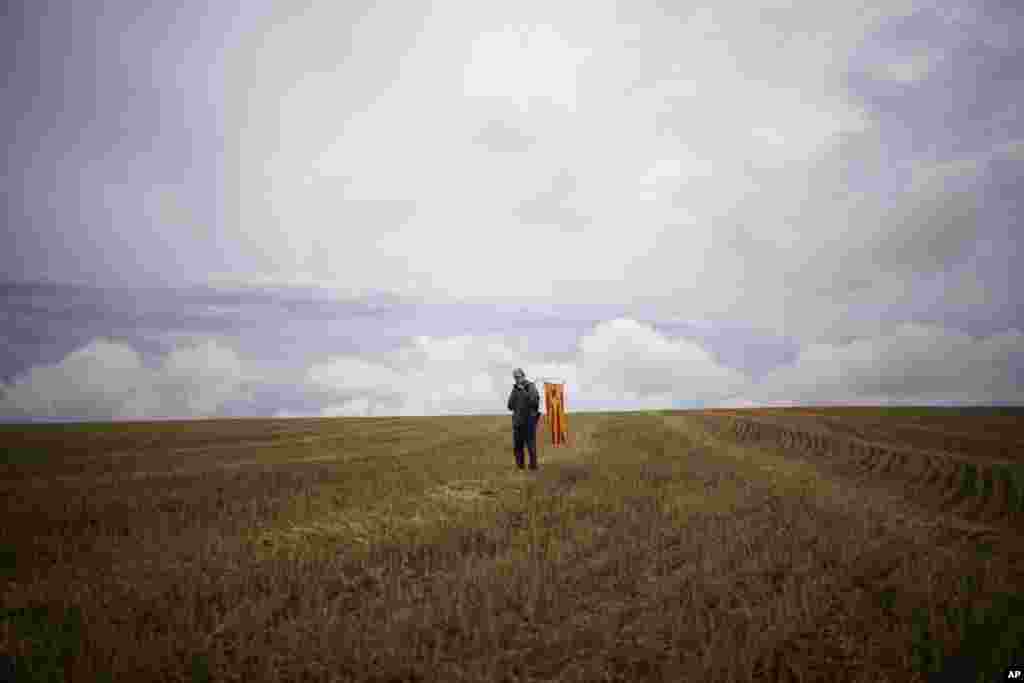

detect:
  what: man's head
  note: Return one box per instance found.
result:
[513,368,526,385]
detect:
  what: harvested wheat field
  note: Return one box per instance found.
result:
[2,408,1022,682]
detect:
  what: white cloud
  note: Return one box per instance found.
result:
[272,409,322,419]
[0,338,255,420]
[301,318,747,416]
[723,324,1024,406]
[307,358,406,399]
[716,397,763,409]
[321,398,374,418]
[0,341,146,420]
[578,319,747,400]
[4,319,1019,421]
[463,23,592,112]
[303,333,533,417]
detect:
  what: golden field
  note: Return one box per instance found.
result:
[2,408,1022,682]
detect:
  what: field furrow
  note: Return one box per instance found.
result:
[701,412,1024,531]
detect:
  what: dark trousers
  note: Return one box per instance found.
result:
[513,415,539,469]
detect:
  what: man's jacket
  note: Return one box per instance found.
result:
[507,380,541,427]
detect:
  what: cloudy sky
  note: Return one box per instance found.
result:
[3,0,1022,421]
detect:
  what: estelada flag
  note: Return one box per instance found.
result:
[544,383,569,446]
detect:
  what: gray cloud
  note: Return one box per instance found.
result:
[8,0,1018,326]
[473,119,537,153]
[723,323,1024,407]
[3,0,1022,416]
[514,169,590,232]
[0,282,416,385]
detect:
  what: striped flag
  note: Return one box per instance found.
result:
[544,382,569,446]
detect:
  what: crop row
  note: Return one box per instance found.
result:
[698,415,1024,526]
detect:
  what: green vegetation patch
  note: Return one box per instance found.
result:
[0,543,18,576]
[957,463,980,501]
[910,589,1024,681]
[0,604,84,683]
[947,462,1024,512]
[994,463,1024,514]
[1,448,52,466]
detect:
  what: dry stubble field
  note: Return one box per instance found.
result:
[2,408,1023,682]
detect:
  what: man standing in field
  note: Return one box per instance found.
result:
[507,368,541,470]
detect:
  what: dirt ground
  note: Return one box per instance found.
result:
[2,408,1022,682]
